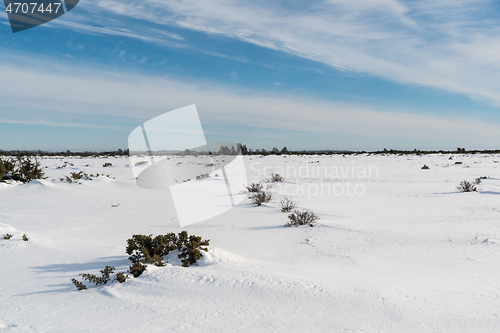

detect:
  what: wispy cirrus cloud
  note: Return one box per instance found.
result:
[1,54,500,148]
[0,118,124,130]
[52,19,187,48]
[54,0,500,106]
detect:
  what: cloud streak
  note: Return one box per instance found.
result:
[1,55,499,148]
[60,0,500,106]
[0,118,124,130]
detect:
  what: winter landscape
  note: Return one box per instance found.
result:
[3,1,500,332]
[1,152,499,332]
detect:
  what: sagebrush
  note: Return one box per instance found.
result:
[196,173,210,180]
[249,192,272,206]
[286,210,320,227]
[457,180,477,192]
[245,182,263,192]
[268,173,285,182]
[475,176,487,184]
[280,197,296,212]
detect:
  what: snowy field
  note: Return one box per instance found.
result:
[1,153,499,332]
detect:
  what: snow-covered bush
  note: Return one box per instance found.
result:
[81,266,115,285]
[115,272,128,283]
[3,234,13,240]
[196,173,210,180]
[0,157,15,182]
[63,171,87,182]
[71,278,87,290]
[286,210,319,227]
[475,176,487,184]
[22,234,28,241]
[62,171,111,183]
[102,162,113,167]
[268,173,285,182]
[129,262,146,278]
[71,232,210,290]
[126,231,210,268]
[245,182,263,192]
[0,160,6,181]
[178,234,210,267]
[280,197,296,212]
[71,266,126,290]
[126,233,178,265]
[0,156,45,183]
[457,180,477,192]
[249,192,272,206]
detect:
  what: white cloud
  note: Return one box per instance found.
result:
[0,118,123,130]
[0,55,499,148]
[59,0,500,106]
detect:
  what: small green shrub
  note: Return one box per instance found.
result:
[3,234,13,240]
[129,262,146,278]
[0,160,6,181]
[65,171,86,182]
[79,266,115,285]
[245,182,263,192]
[71,278,87,290]
[22,234,28,241]
[62,171,111,183]
[286,210,319,227]
[72,266,123,290]
[126,233,177,265]
[0,156,45,183]
[249,192,272,206]
[280,197,296,212]
[126,231,210,268]
[178,233,209,267]
[17,156,45,182]
[115,272,128,283]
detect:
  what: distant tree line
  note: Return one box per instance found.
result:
[1,146,499,157]
[370,147,500,155]
[0,149,130,157]
[228,145,500,156]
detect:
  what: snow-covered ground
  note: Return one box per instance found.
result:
[1,154,499,332]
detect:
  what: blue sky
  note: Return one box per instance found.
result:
[1,0,500,151]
